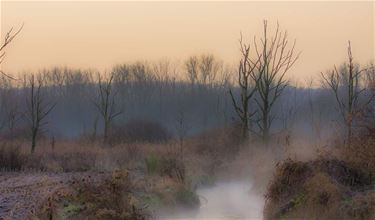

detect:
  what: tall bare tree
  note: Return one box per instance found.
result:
[321,41,374,146]
[93,72,122,143]
[229,34,262,139]
[0,24,23,79]
[25,74,56,153]
[254,21,300,142]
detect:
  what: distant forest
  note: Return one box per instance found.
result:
[0,55,373,144]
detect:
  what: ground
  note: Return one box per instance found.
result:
[0,172,105,220]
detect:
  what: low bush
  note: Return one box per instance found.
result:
[111,119,171,144]
[342,135,375,182]
[264,157,375,220]
[266,159,312,202]
[145,154,163,174]
[0,143,26,171]
[45,169,146,220]
[145,154,185,183]
[191,123,243,160]
[264,125,375,220]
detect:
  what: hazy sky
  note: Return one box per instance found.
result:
[1,1,374,81]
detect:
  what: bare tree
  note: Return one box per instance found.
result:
[152,59,178,118]
[43,67,67,98]
[365,62,375,90]
[152,59,175,80]
[321,41,374,146]
[198,54,222,86]
[185,56,199,88]
[25,74,56,153]
[93,72,122,143]
[254,21,300,142]
[229,34,262,139]
[185,54,223,90]
[0,24,23,79]
[0,76,22,139]
[175,110,191,160]
[0,28,22,138]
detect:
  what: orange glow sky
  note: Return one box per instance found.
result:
[1,1,374,81]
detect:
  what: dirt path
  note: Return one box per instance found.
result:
[0,172,104,220]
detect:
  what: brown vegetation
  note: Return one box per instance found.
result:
[264,130,375,220]
[0,123,243,219]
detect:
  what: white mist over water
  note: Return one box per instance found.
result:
[165,180,264,220]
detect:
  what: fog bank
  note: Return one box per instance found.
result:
[165,180,264,220]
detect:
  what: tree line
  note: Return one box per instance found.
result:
[0,21,374,153]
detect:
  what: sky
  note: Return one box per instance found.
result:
[1,1,374,82]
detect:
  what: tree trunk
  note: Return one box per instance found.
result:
[103,118,110,143]
[262,98,270,143]
[347,120,352,147]
[241,87,249,139]
[31,129,37,153]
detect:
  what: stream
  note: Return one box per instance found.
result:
[165,180,264,220]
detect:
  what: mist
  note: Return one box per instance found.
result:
[164,181,264,219]
[0,1,374,220]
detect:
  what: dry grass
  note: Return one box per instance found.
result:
[342,134,375,181]
[0,124,255,220]
[35,169,146,220]
[264,129,375,220]
[0,123,243,174]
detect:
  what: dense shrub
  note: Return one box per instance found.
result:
[266,159,312,202]
[264,157,375,220]
[343,135,375,182]
[110,119,171,144]
[264,122,375,219]
[0,143,26,171]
